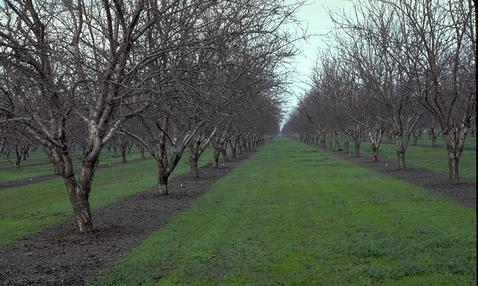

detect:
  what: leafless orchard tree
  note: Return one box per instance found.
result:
[389,0,476,183]
[330,1,424,168]
[0,0,173,232]
[0,0,298,232]
[284,0,475,184]
[120,0,297,194]
[0,122,34,167]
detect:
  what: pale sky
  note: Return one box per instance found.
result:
[281,0,353,126]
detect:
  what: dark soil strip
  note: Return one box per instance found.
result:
[0,154,250,286]
[0,173,59,190]
[333,149,476,208]
[0,161,49,170]
[0,158,145,191]
[0,152,145,170]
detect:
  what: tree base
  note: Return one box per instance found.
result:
[158,184,168,195]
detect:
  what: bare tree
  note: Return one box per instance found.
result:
[0,0,197,232]
[391,0,476,183]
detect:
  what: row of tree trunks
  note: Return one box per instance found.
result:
[301,131,358,154]
[299,120,473,185]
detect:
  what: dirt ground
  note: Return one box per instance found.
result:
[0,154,249,286]
[0,158,145,191]
[335,150,476,208]
[0,174,58,190]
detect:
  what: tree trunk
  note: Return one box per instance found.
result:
[189,143,200,178]
[443,128,466,185]
[230,140,237,159]
[368,128,384,162]
[372,146,379,161]
[62,158,95,233]
[332,132,340,151]
[158,175,168,195]
[22,148,28,161]
[448,152,460,184]
[157,130,170,195]
[67,182,93,233]
[212,147,220,168]
[47,149,62,175]
[430,128,437,146]
[320,137,326,147]
[157,157,169,195]
[412,135,418,146]
[15,146,21,168]
[120,146,126,163]
[221,146,229,161]
[54,164,62,175]
[397,150,406,170]
[139,145,145,159]
[242,139,248,152]
[395,134,407,170]
[353,139,360,157]
[190,158,199,178]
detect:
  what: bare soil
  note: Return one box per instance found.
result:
[0,154,249,286]
[0,158,145,191]
[0,161,50,171]
[336,150,476,208]
[0,174,58,190]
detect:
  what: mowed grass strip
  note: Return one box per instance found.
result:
[0,149,213,247]
[362,142,476,180]
[0,149,146,182]
[89,137,476,286]
[414,136,476,150]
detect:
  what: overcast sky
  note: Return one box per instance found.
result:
[281,0,353,126]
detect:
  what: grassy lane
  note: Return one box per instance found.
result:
[90,137,476,286]
[362,143,476,180]
[413,136,476,149]
[0,150,146,182]
[0,149,212,247]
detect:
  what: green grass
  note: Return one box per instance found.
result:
[411,136,476,149]
[0,149,213,247]
[0,149,146,181]
[89,137,476,286]
[362,143,476,180]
